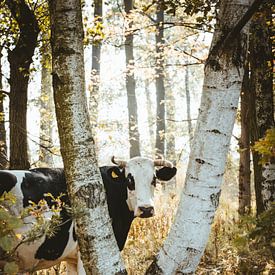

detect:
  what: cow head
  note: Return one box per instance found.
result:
[111,156,177,218]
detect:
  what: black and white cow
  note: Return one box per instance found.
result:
[0,156,177,274]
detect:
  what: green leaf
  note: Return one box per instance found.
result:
[0,235,14,251]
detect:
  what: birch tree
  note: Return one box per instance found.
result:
[146,0,255,273]
[49,0,126,273]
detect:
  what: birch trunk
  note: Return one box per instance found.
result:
[146,0,251,273]
[49,0,126,274]
[124,0,140,158]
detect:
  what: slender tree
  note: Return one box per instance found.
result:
[0,48,8,169]
[185,65,193,148]
[250,5,274,214]
[39,36,54,167]
[49,0,126,273]
[5,0,39,169]
[124,0,140,158]
[238,63,251,215]
[89,0,102,130]
[155,4,165,156]
[166,84,176,161]
[145,79,155,155]
[146,0,253,273]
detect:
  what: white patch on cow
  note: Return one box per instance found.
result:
[124,157,155,217]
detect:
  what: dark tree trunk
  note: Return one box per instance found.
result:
[238,63,251,215]
[155,5,165,156]
[6,0,39,169]
[124,0,140,158]
[89,0,102,131]
[249,6,274,215]
[0,48,8,169]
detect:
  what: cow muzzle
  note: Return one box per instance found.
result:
[137,206,155,218]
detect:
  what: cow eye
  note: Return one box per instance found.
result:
[127,174,135,191]
[151,175,157,187]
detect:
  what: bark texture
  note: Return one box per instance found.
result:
[49,0,126,274]
[89,0,102,130]
[238,64,251,215]
[124,0,140,158]
[6,0,39,169]
[155,5,165,156]
[146,0,252,273]
[249,7,274,214]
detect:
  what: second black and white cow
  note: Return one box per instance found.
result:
[0,156,177,274]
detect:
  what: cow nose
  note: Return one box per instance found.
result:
[138,206,154,218]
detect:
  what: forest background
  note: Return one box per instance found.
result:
[0,0,274,274]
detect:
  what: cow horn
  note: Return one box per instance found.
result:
[154,159,173,168]
[111,156,127,168]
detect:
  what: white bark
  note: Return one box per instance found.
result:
[262,162,275,210]
[146,0,252,274]
[49,0,126,274]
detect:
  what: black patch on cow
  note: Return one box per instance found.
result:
[156,167,177,181]
[100,166,134,250]
[21,168,68,207]
[126,173,135,190]
[0,171,18,196]
[73,226,77,242]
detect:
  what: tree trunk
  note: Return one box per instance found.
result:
[185,65,193,148]
[6,0,39,169]
[166,85,176,161]
[145,80,155,155]
[39,39,54,167]
[0,48,8,169]
[146,0,251,273]
[238,63,251,215]
[89,0,102,131]
[155,5,165,156]
[249,6,274,214]
[49,0,126,274]
[124,0,140,158]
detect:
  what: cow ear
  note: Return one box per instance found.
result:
[107,167,125,182]
[156,167,177,181]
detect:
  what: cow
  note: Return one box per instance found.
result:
[0,156,177,274]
